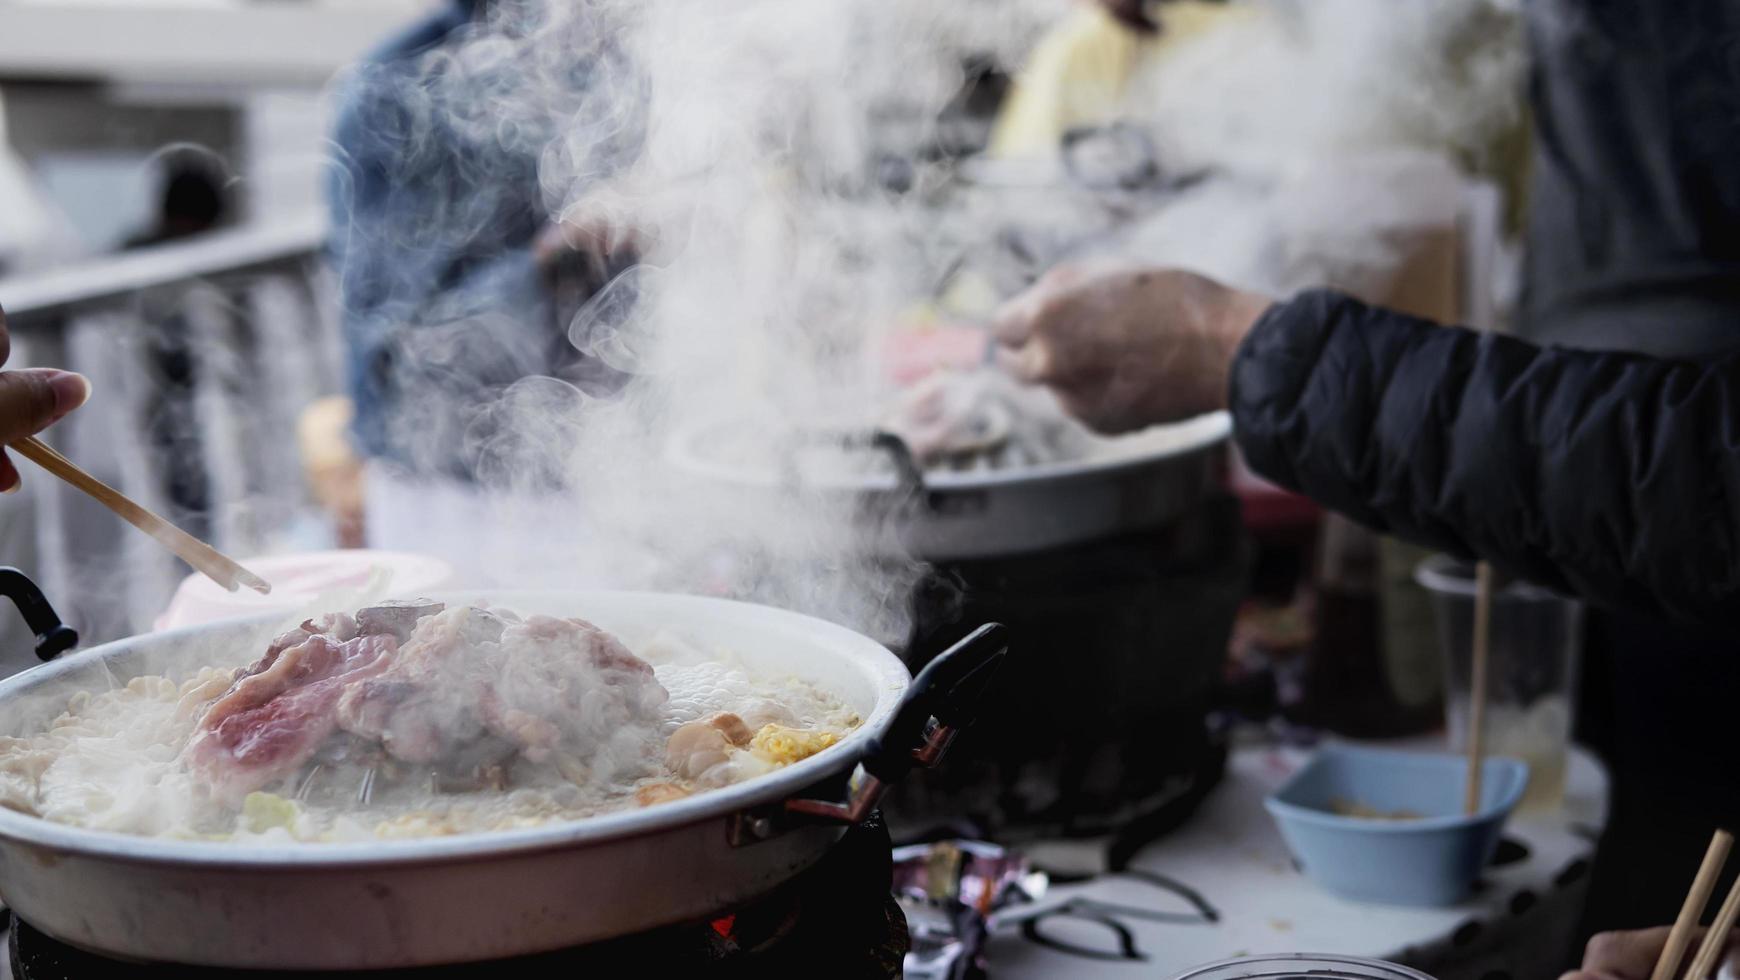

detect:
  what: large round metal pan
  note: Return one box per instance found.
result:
[0,590,969,969]
[667,412,1232,560]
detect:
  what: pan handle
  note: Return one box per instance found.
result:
[0,568,77,661]
[732,624,1009,845]
[861,622,1008,784]
[772,429,929,496]
[866,430,928,496]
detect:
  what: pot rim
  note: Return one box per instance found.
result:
[664,410,1231,494]
[0,589,909,869]
[1172,953,1438,980]
[1412,554,1575,604]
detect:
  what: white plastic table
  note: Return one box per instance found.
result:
[988,741,1609,980]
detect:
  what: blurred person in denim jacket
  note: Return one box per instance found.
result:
[325,0,640,559]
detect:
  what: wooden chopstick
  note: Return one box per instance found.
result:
[11,436,270,595]
[1686,870,1740,980]
[1464,561,1495,816]
[1653,830,1736,980]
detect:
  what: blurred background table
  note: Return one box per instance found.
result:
[987,741,1607,980]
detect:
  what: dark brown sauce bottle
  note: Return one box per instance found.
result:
[1288,517,1443,738]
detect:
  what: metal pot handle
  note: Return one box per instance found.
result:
[0,568,77,661]
[773,429,929,496]
[867,430,928,496]
[733,623,1009,844]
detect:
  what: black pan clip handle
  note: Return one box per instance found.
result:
[861,622,1008,784]
[0,568,77,661]
[732,624,1009,845]
[867,430,928,497]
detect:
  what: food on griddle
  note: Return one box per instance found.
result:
[186,604,668,806]
[633,781,691,807]
[183,622,400,802]
[664,712,842,785]
[0,602,858,843]
[877,366,1088,470]
[665,711,754,783]
[750,724,840,766]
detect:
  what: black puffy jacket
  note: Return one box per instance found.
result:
[1229,0,1740,941]
[1231,289,1740,626]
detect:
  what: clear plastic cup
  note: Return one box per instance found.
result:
[1172,954,1436,980]
[1415,555,1582,812]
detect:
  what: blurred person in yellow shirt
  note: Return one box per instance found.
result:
[989,0,1250,159]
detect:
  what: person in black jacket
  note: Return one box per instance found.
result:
[993,258,1740,972]
[995,266,1740,624]
[998,1,1740,962]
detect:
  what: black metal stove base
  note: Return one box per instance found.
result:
[8,817,906,980]
[891,495,1247,845]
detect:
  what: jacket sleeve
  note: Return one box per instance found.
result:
[1229,289,1740,624]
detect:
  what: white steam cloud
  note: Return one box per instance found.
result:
[328,0,1070,646]
[316,0,1522,646]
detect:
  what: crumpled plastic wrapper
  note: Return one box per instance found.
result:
[892,839,1047,980]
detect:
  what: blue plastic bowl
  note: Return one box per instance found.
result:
[1264,745,1529,907]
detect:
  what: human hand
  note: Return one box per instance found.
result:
[535,209,647,343]
[1561,926,1740,980]
[0,303,90,494]
[533,210,646,281]
[990,264,1271,434]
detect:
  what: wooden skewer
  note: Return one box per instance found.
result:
[1653,830,1736,980]
[1686,868,1740,980]
[11,436,270,595]
[1463,561,1494,816]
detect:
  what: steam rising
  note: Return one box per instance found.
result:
[1130,0,1523,180]
[313,0,1524,647]
[327,0,1068,645]
[0,0,1535,838]
[313,0,1526,647]
[1100,0,1524,300]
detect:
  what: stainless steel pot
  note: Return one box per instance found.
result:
[667,412,1232,560]
[0,582,1007,968]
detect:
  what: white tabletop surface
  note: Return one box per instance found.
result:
[983,740,1609,979]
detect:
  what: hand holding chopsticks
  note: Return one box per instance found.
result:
[1649,829,1740,980]
[0,299,269,594]
[0,371,94,495]
[1567,837,1740,980]
[1687,863,1740,980]
[0,305,265,594]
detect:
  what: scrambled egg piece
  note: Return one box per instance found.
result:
[749,725,839,766]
